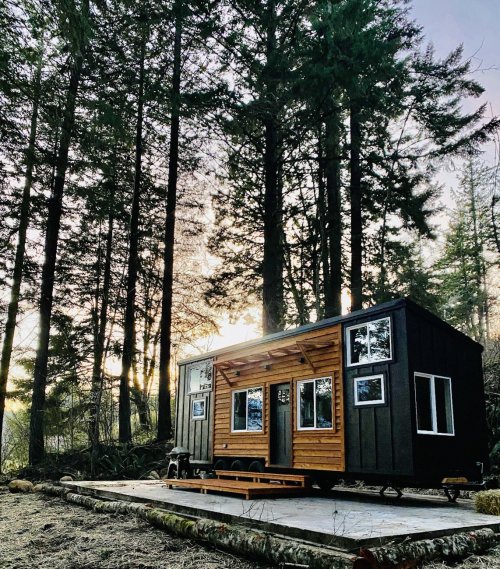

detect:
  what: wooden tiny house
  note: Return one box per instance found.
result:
[174,298,489,488]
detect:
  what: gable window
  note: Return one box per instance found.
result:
[414,373,454,436]
[232,387,263,432]
[297,377,333,430]
[188,359,212,393]
[346,317,392,366]
[354,374,385,406]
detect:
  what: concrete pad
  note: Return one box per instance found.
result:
[61,480,499,550]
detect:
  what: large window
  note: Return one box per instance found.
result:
[297,377,333,430]
[354,374,385,406]
[414,373,454,436]
[232,387,263,432]
[187,359,212,393]
[346,317,392,366]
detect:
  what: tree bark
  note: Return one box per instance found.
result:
[262,0,284,334]
[349,104,363,312]
[88,176,115,456]
[118,28,147,444]
[0,48,42,470]
[324,108,342,317]
[157,4,182,442]
[29,8,88,465]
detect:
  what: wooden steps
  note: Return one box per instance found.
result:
[165,471,311,500]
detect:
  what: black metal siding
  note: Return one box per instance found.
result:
[406,307,488,481]
[174,360,214,464]
[344,307,414,477]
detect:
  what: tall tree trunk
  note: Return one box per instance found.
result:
[317,130,329,321]
[324,107,342,317]
[0,48,42,470]
[29,7,88,465]
[349,104,363,312]
[118,29,146,444]
[157,5,182,442]
[262,0,284,334]
[88,177,115,458]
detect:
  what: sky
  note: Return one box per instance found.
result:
[411,0,500,158]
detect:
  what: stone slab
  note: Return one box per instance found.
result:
[61,480,499,550]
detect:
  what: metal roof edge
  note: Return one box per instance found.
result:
[178,297,407,365]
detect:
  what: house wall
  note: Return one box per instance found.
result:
[406,305,489,482]
[212,324,345,471]
[344,306,414,478]
[175,359,214,464]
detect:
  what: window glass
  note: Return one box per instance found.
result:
[355,376,384,404]
[299,381,315,428]
[188,360,212,392]
[349,326,369,364]
[247,388,263,431]
[415,374,454,435]
[233,391,247,431]
[192,399,205,420]
[347,318,391,366]
[316,377,333,428]
[298,377,333,429]
[435,376,453,434]
[415,375,433,432]
[369,319,391,361]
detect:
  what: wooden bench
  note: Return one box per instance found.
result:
[214,470,311,488]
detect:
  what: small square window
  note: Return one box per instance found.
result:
[192,399,206,420]
[354,375,385,406]
[414,373,454,436]
[346,317,392,367]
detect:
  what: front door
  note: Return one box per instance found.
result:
[270,382,292,466]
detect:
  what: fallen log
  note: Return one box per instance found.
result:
[35,483,354,569]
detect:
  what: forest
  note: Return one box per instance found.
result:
[0,0,499,477]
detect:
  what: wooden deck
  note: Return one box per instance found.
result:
[165,471,311,500]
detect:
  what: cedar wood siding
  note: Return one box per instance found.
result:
[406,303,489,482]
[212,324,345,471]
[344,306,414,478]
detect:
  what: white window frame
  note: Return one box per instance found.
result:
[296,376,333,431]
[414,372,455,437]
[187,360,213,395]
[354,374,385,406]
[346,317,392,367]
[191,398,206,421]
[231,387,264,433]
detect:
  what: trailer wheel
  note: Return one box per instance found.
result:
[213,459,228,472]
[248,460,265,473]
[316,475,336,491]
[230,459,246,471]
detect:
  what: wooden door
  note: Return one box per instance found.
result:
[270,382,292,466]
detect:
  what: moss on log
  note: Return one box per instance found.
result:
[36,484,354,569]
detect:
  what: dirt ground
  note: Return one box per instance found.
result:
[0,492,498,569]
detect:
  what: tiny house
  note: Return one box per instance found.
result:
[174,298,489,489]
